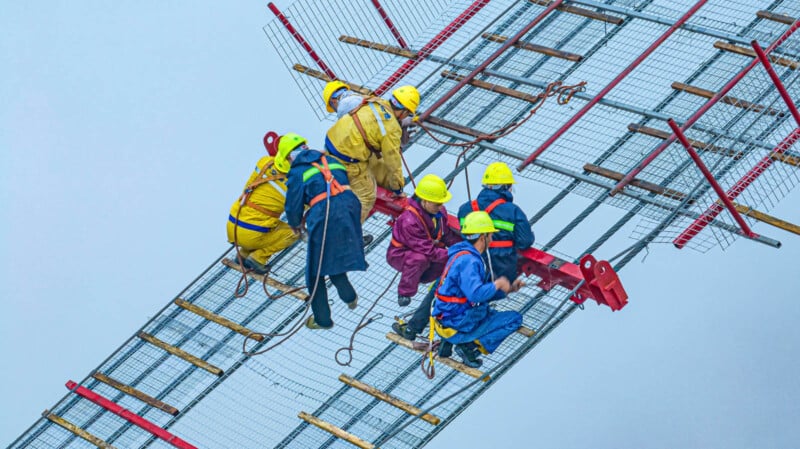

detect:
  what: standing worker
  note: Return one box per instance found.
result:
[324,85,420,226]
[227,133,301,274]
[284,134,367,330]
[457,162,534,282]
[432,211,523,368]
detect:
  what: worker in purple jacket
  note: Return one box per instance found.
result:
[386,174,462,308]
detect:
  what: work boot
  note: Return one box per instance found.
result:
[391,322,417,341]
[437,340,453,358]
[241,256,270,276]
[397,294,412,307]
[305,316,333,330]
[362,234,374,246]
[454,343,482,368]
[347,297,358,310]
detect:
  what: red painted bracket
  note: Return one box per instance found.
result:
[65,380,198,449]
[374,187,628,310]
[263,131,279,156]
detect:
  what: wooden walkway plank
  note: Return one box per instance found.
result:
[386,333,488,380]
[671,82,783,116]
[440,70,544,104]
[714,41,800,70]
[584,163,689,201]
[338,374,441,425]
[338,35,416,58]
[481,33,582,61]
[92,373,180,416]
[756,10,796,25]
[221,258,308,301]
[529,0,624,24]
[174,298,263,342]
[290,63,374,96]
[44,412,118,449]
[138,332,223,376]
[298,412,375,449]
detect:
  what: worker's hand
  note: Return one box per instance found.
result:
[390,191,407,199]
[291,227,303,237]
[494,276,511,293]
[510,279,525,293]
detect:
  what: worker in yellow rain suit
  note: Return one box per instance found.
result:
[226,133,307,274]
[324,85,420,227]
[322,80,364,118]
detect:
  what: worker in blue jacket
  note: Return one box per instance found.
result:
[284,134,367,329]
[457,162,534,281]
[432,211,523,368]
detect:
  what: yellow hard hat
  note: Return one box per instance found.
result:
[460,211,498,235]
[274,133,307,173]
[323,80,350,113]
[392,85,420,114]
[482,162,516,185]
[414,174,452,203]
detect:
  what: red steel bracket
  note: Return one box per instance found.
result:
[374,187,628,310]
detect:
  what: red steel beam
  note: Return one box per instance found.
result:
[666,118,758,247]
[65,380,198,449]
[267,2,336,80]
[374,0,490,95]
[417,0,564,122]
[518,0,709,171]
[611,18,800,196]
[673,127,800,248]
[751,40,800,127]
[371,0,409,49]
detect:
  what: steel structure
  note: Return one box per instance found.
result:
[8,1,800,448]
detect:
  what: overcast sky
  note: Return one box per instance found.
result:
[3,2,800,449]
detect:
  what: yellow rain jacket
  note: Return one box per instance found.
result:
[325,97,404,222]
[226,156,297,264]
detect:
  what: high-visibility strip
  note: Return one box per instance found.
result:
[368,102,387,136]
[65,380,198,449]
[228,215,271,233]
[302,163,347,182]
[489,240,514,248]
[138,332,223,376]
[92,373,179,416]
[44,412,117,449]
[492,219,515,231]
[338,374,441,425]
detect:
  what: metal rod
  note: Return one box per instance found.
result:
[417,0,564,122]
[612,18,800,195]
[518,0,709,171]
[374,0,490,95]
[674,127,800,248]
[267,2,336,79]
[667,118,757,243]
[370,0,408,49]
[752,39,800,127]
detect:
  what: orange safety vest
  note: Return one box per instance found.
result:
[433,250,473,304]
[470,198,514,248]
[307,155,351,208]
[390,206,445,249]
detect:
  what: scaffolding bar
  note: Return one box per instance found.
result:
[732,204,800,236]
[174,298,264,342]
[527,0,623,24]
[138,332,224,376]
[751,40,800,128]
[291,64,374,96]
[671,81,783,116]
[518,0,709,170]
[757,10,796,25]
[221,258,309,301]
[674,127,800,248]
[667,119,757,245]
[611,19,800,195]
[339,35,416,58]
[418,0,564,121]
[92,373,180,416]
[714,41,800,70]
[375,0,490,95]
[298,412,375,449]
[441,70,546,103]
[65,381,198,449]
[481,33,583,61]
[267,2,336,79]
[44,412,117,449]
[338,374,441,425]
[370,0,408,49]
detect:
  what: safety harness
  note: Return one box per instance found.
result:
[348,97,394,160]
[468,198,515,248]
[390,206,445,249]
[303,155,351,208]
[429,250,475,339]
[233,160,286,226]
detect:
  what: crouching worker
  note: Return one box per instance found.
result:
[284,135,367,330]
[227,133,301,274]
[387,174,462,308]
[432,211,523,368]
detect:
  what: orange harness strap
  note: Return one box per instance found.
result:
[239,160,286,219]
[308,156,351,208]
[391,205,445,249]
[470,198,506,214]
[433,250,472,304]
[349,99,383,159]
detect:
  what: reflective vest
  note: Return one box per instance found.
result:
[390,206,445,249]
[467,198,514,248]
[302,155,351,208]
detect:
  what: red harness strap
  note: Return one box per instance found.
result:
[308,156,351,207]
[390,205,445,249]
[433,250,472,304]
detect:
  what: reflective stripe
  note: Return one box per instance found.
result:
[228,215,271,233]
[324,136,361,163]
[369,103,387,136]
[303,163,347,182]
[492,219,515,232]
[268,180,287,198]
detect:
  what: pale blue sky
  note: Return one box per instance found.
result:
[3,2,800,448]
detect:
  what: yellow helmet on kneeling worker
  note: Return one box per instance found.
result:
[274,133,308,173]
[461,211,498,235]
[414,174,452,203]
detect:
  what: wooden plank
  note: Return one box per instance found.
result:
[770,152,800,167]
[757,10,796,25]
[516,326,536,338]
[92,373,180,416]
[481,33,582,61]
[339,374,441,425]
[424,116,488,139]
[290,63,374,96]
[221,258,308,301]
[714,41,800,70]
[45,412,118,449]
[583,163,690,202]
[138,332,223,376]
[441,70,544,104]
[298,412,375,449]
[529,0,624,24]
[386,332,488,380]
[174,298,263,342]
[671,82,783,116]
[628,123,744,159]
[339,35,417,58]
[732,203,800,236]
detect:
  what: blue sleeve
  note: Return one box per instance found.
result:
[513,205,534,250]
[285,168,304,228]
[457,257,500,304]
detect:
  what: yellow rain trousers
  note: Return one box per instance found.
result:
[226,156,297,264]
[325,97,404,222]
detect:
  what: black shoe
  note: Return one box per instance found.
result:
[241,257,270,275]
[454,343,482,368]
[391,322,417,341]
[438,341,453,358]
[362,234,374,246]
[397,294,412,307]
